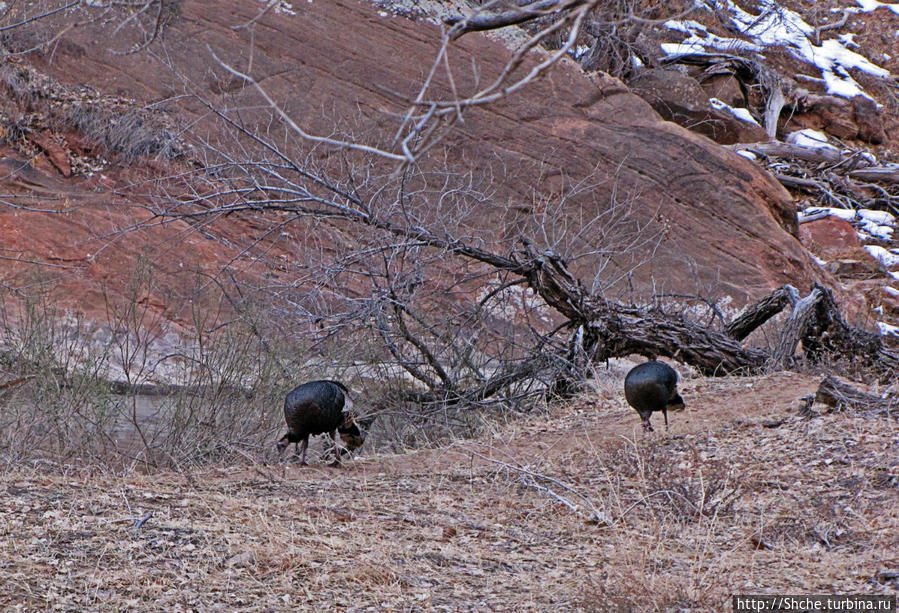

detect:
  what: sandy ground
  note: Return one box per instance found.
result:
[1,369,897,611]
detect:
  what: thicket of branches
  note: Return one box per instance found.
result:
[1,0,896,464]
[128,0,896,427]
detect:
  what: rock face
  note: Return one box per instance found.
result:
[791,95,887,144]
[0,0,836,334]
[627,68,769,145]
[799,217,865,258]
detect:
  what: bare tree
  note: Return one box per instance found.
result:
[119,0,895,429]
[0,1,178,58]
[6,0,894,451]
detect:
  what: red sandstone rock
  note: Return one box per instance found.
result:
[1,0,836,333]
[627,68,769,145]
[799,216,863,257]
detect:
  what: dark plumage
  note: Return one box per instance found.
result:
[624,360,685,433]
[276,380,367,466]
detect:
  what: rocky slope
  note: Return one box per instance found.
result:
[0,0,841,343]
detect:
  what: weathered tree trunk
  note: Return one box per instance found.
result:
[518,244,769,377]
[802,283,899,377]
[771,286,823,368]
[725,284,797,341]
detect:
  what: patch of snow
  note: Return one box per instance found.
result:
[800,206,896,241]
[876,321,899,337]
[259,0,297,15]
[800,207,848,222]
[866,245,899,268]
[710,98,760,125]
[853,0,899,15]
[736,149,758,161]
[632,56,644,69]
[884,286,899,297]
[859,209,896,240]
[572,44,590,60]
[860,152,878,165]
[666,2,891,99]
[838,33,859,49]
[786,129,839,151]
[665,19,710,35]
[661,24,760,57]
[860,209,896,227]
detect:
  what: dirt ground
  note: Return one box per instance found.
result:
[1,369,897,612]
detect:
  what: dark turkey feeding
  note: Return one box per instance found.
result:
[624,360,685,433]
[276,380,367,466]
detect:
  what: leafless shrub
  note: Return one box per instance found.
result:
[64,104,187,161]
[0,292,119,465]
[0,262,290,469]
[0,61,187,162]
[605,439,741,522]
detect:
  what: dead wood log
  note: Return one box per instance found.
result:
[516,243,769,376]
[773,173,828,193]
[444,0,589,35]
[732,141,845,164]
[725,284,798,341]
[801,283,898,377]
[515,245,899,380]
[847,167,899,184]
[763,84,785,139]
[590,311,769,375]
[772,286,823,368]
[815,375,897,417]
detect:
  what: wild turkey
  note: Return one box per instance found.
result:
[624,360,685,432]
[276,380,367,466]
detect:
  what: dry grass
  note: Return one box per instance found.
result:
[1,373,897,611]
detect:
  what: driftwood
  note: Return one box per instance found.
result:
[732,141,845,164]
[848,167,899,184]
[816,375,897,417]
[444,0,588,35]
[725,285,798,341]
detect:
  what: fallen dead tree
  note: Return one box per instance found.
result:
[511,247,897,386]
[171,0,898,412]
[729,139,899,217]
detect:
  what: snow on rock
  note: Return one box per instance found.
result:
[710,98,760,125]
[665,1,891,99]
[258,0,297,16]
[800,207,896,241]
[858,210,896,240]
[786,129,840,151]
[876,321,899,336]
[865,245,899,268]
[853,0,899,15]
